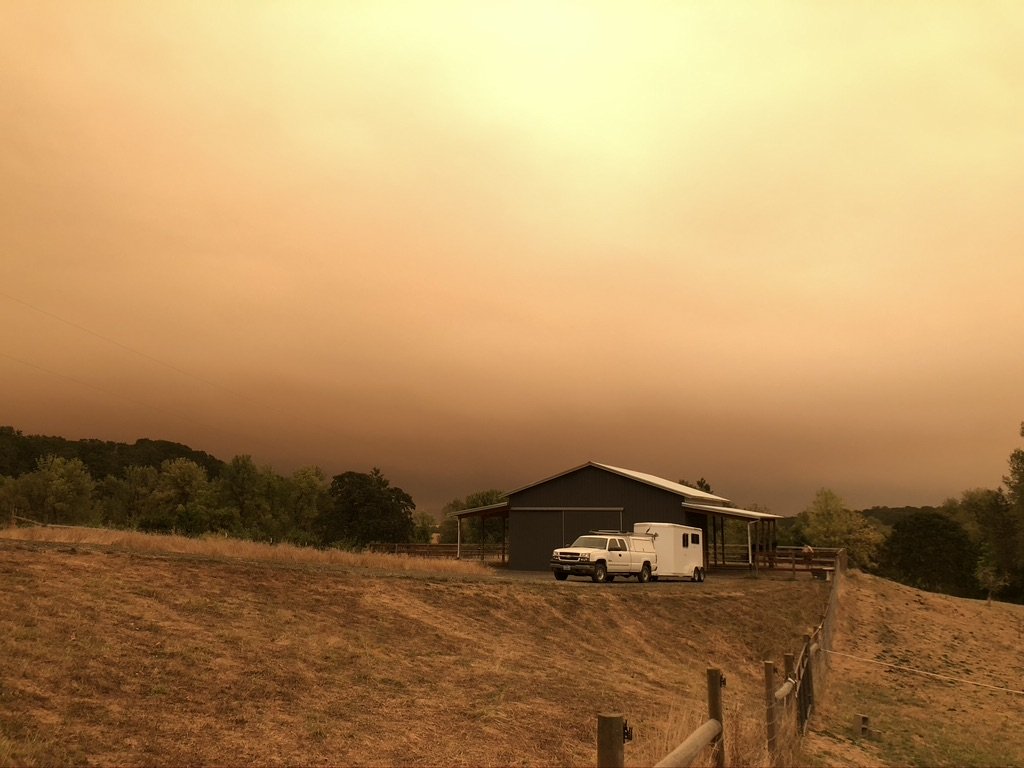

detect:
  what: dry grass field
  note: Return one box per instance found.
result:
[0,527,829,767]
[802,571,1024,767]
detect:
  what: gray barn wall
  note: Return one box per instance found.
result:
[506,465,710,570]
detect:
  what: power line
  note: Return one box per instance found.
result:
[0,290,250,401]
[824,649,1024,695]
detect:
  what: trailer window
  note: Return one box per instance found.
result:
[692,533,700,545]
[682,534,689,548]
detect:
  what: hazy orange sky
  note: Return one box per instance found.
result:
[2,2,1022,516]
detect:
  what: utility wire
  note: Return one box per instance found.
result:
[0,290,249,401]
[824,649,1024,695]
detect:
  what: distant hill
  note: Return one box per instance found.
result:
[0,425,225,479]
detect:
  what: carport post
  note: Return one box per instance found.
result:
[456,517,461,559]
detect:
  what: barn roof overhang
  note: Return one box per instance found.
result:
[681,502,781,521]
[448,501,510,520]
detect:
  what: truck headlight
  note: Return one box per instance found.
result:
[578,553,590,562]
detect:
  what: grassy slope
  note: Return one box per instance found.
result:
[0,529,829,767]
[804,570,1024,767]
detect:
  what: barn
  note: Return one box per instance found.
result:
[450,461,780,571]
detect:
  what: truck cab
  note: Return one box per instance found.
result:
[550,532,658,583]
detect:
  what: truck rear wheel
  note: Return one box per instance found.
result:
[592,562,608,583]
[637,563,652,583]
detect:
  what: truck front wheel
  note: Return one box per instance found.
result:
[592,562,608,583]
[638,563,652,583]
[553,571,568,581]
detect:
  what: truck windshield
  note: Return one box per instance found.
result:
[570,536,608,549]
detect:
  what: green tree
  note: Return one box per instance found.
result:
[439,489,505,544]
[143,458,214,535]
[217,455,273,538]
[319,468,415,547]
[16,455,97,525]
[280,466,328,545]
[797,488,883,568]
[98,465,160,528]
[877,510,980,597]
[411,510,437,544]
[959,487,1020,601]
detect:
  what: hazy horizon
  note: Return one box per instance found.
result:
[3,2,1022,516]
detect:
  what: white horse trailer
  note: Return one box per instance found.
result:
[633,522,706,581]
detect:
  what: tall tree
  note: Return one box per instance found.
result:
[320,468,415,547]
[877,510,980,597]
[440,489,505,544]
[798,488,884,568]
[959,487,1019,600]
[15,456,97,525]
[98,465,159,528]
[217,455,273,537]
[143,458,214,534]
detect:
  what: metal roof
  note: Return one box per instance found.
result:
[448,501,509,519]
[507,461,731,504]
[681,501,781,521]
[593,463,731,504]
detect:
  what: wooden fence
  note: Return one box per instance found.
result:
[364,542,507,562]
[599,548,847,767]
[766,547,846,763]
[597,669,725,768]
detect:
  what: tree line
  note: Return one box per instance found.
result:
[0,426,425,548]
[778,422,1024,603]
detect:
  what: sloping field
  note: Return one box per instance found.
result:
[0,530,829,767]
[804,571,1024,767]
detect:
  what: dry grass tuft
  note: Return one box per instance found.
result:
[0,525,494,577]
[0,535,829,767]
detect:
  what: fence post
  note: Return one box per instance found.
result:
[764,661,778,761]
[707,667,725,768]
[597,713,624,768]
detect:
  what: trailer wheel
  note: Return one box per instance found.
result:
[638,563,652,583]
[592,562,608,583]
[693,567,701,582]
[699,568,706,583]
[554,571,568,581]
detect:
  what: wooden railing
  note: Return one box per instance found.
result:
[597,669,725,768]
[766,548,847,763]
[601,548,847,767]
[364,542,507,561]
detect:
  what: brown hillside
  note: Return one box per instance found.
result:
[0,530,829,767]
[804,570,1024,767]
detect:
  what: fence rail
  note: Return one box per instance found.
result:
[597,668,724,768]
[363,542,506,561]
[766,548,846,763]
[611,548,847,768]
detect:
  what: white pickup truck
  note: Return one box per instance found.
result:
[550,531,658,583]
